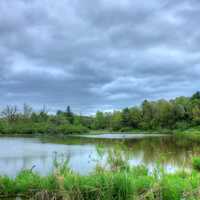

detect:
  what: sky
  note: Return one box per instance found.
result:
[0,0,200,114]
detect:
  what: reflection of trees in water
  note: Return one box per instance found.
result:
[36,135,200,171]
[119,137,200,169]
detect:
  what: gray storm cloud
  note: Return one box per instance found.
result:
[0,0,200,114]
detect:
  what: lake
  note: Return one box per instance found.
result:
[0,134,199,177]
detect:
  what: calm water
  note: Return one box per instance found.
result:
[0,134,199,177]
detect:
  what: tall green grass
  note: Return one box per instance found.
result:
[1,152,200,199]
[1,167,200,200]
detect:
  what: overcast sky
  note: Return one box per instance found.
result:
[0,0,200,114]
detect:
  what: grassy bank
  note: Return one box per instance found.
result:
[1,165,200,200]
[174,126,200,142]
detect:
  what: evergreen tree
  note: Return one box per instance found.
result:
[66,106,74,124]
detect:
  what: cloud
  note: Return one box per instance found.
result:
[0,0,200,114]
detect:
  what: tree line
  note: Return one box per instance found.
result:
[0,92,200,134]
[92,91,200,131]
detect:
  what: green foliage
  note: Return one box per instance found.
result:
[0,91,200,135]
[161,173,200,200]
[0,176,16,195]
[88,91,200,132]
[57,124,89,134]
[192,157,200,171]
[93,111,107,130]
[110,111,123,131]
[121,108,131,127]
[65,105,74,124]
[120,127,133,132]
[1,162,200,200]
[0,121,89,135]
[174,121,190,130]
[175,127,200,142]
[191,91,200,101]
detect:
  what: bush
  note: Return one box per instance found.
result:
[57,124,89,134]
[175,121,190,130]
[0,121,89,135]
[120,127,133,132]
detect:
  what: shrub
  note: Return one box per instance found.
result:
[57,124,89,135]
[0,121,89,135]
[175,121,190,130]
[120,127,133,132]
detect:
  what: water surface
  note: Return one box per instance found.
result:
[0,134,199,177]
[73,133,167,139]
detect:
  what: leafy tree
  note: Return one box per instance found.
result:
[129,107,142,128]
[121,108,131,128]
[141,100,156,129]
[93,111,107,129]
[191,91,200,100]
[192,106,200,125]
[110,111,123,131]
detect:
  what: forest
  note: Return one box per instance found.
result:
[0,91,199,135]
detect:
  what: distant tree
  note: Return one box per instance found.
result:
[31,112,39,122]
[191,91,200,100]
[154,100,173,128]
[79,116,94,129]
[65,106,74,124]
[129,107,142,128]
[191,92,200,112]
[192,106,200,125]
[104,112,112,129]
[56,110,63,116]
[110,111,123,131]
[173,97,191,121]
[141,100,156,129]
[1,91,200,135]
[23,104,33,119]
[1,105,18,122]
[121,108,130,127]
[73,114,82,125]
[49,114,69,126]
[66,106,71,115]
[93,111,106,129]
[38,105,49,122]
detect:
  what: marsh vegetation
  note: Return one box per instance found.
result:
[1,146,200,200]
